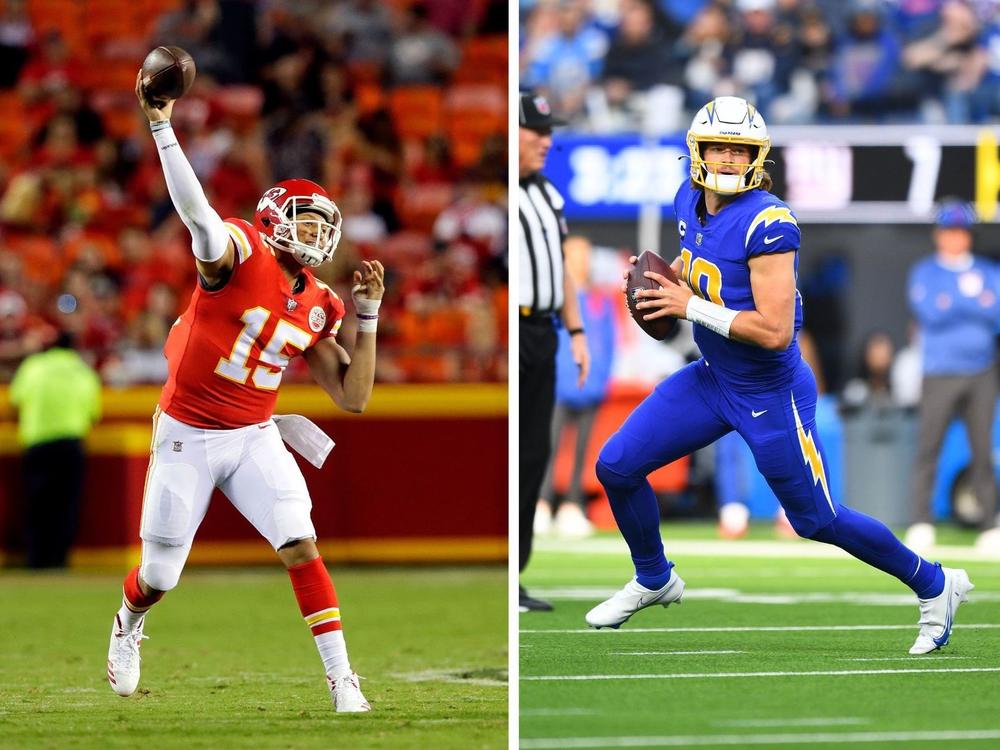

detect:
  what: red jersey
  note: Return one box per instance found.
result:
[159,218,346,429]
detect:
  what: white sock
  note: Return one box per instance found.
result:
[316,630,351,678]
[116,603,145,632]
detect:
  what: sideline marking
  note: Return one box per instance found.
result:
[522,666,1000,681]
[608,651,745,656]
[519,729,1000,748]
[521,623,1000,635]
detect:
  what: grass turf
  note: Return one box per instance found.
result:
[520,523,1000,750]
[0,566,507,749]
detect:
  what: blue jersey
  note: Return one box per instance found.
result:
[672,181,803,391]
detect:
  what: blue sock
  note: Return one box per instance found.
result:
[807,504,945,598]
[596,458,673,590]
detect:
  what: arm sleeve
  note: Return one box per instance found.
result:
[151,123,230,263]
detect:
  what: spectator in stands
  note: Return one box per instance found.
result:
[601,0,684,107]
[526,0,609,122]
[728,0,800,117]
[0,0,34,89]
[905,200,1000,553]
[0,0,506,388]
[536,236,615,539]
[154,0,255,85]
[841,331,897,411]
[322,0,394,70]
[822,0,909,119]
[970,14,1000,121]
[11,330,101,568]
[902,0,983,122]
[678,2,732,111]
[387,3,459,87]
[0,288,50,381]
[17,30,78,108]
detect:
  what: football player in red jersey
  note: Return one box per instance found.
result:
[107,74,380,712]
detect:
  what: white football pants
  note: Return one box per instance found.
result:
[138,409,315,591]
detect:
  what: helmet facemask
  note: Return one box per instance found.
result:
[687,133,770,195]
[264,194,343,267]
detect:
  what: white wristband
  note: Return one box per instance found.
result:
[352,285,380,332]
[686,296,739,338]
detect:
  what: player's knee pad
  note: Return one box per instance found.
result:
[595,454,642,492]
[140,462,200,546]
[139,542,189,592]
[801,503,848,543]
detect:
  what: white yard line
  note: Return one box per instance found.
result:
[535,537,1000,563]
[840,656,971,661]
[519,729,1000,748]
[520,623,1000,635]
[522,709,599,717]
[522,666,1000,681]
[715,718,869,728]
[608,651,746,656]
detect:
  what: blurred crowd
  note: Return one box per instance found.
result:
[520,0,1000,130]
[0,0,508,385]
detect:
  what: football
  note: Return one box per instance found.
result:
[140,46,196,106]
[625,250,680,340]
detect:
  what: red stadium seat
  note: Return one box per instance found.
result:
[396,181,454,233]
[388,86,444,140]
[454,35,507,85]
[5,234,62,285]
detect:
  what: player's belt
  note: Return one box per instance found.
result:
[520,307,557,324]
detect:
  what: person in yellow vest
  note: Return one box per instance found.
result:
[10,331,101,568]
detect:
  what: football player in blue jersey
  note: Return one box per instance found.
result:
[586,96,973,654]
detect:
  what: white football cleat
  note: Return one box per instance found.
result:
[328,672,371,712]
[585,571,685,629]
[107,614,148,696]
[909,566,974,655]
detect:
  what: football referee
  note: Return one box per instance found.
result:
[519,92,590,612]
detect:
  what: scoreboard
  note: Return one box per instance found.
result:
[544,125,1000,224]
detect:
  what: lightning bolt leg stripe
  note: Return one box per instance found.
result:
[790,392,836,515]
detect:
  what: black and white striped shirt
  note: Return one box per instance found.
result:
[518,173,567,314]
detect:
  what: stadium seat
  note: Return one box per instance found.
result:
[396,181,454,233]
[444,83,506,167]
[354,83,385,117]
[454,35,507,85]
[388,86,444,141]
[5,235,62,285]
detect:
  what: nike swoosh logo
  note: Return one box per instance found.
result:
[751,409,768,418]
[763,235,782,245]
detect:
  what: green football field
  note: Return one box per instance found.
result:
[0,565,507,749]
[520,524,1000,750]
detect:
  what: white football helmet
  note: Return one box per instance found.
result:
[686,96,770,195]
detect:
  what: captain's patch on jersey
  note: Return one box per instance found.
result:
[309,306,326,332]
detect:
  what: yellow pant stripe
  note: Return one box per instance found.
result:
[305,608,341,626]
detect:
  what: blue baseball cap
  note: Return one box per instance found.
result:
[936,201,976,229]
